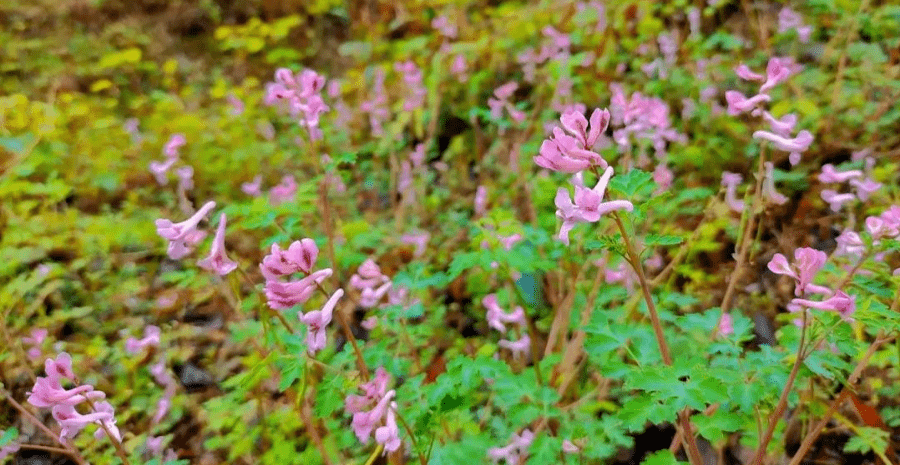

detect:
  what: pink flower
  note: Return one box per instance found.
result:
[400,232,429,257]
[488,430,534,464]
[261,239,319,279]
[197,214,238,276]
[762,162,788,205]
[717,312,734,337]
[488,82,525,122]
[269,175,297,205]
[850,178,881,201]
[555,166,634,245]
[300,288,343,354]
[125,325,161,354]
[431,15,458,38]
[752,130,813,153]
[865,216,899,241]
[821,189,856,212]
[653,163,673,193]
[349,259,388,290]
[791,290,856,322]
[0,442,19,461]
[241,175,263,196]
[166,228,206,260]
[498,233,523,251]
[351,389,395,444]
[725,91,770,116]
[394,61,426,112]
[562,439,580,454]
[264,269,332,310]
[451,54,468,80]
[45,352,76,381]
[762,112,798,137]
[474,185,488,216]
[560,108,610,149]
[778,8,812,43]
[156,201,216,242]
[176,166,194,191]
[149,157,177,185]
[499,333,531,358]
[819,164,863,183]
[23,328,48,360]
[27,377,102,408]
[721,172,745,212]
[359,282,392,309]
[163,134,186,158]
[484,294,526,332]
[374,403,402,453]
[346,367,391,415]
[226,94,245,116]
[735,63,764,81]
[835,230,865,258]
[767,247,827,296]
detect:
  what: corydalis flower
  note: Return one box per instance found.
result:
[791,290,856,322]
[535,108,610,173]
[767,247,827,296]
[265,68,329,132]
[156,201,216,242]
[483,294,526,333]
[821,189,856,212]
[125,325,161,354]
[725,91,770,116]
[299,288,343,355]
[721,172,745,212]
[488,82,525,123]
[163,134,186,158]
[762,162,788,205]
[264,269,332,310]
[269,175,297,205]
[261,239,319,279]
[488,430,534,464]
[197,214,237,275]
[555,166,634,245]
[349,259,389,290]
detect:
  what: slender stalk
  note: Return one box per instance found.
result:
[393,407,427,465]
[18,444,74,454]
[721,147,766,314]
[750,311,808,465]
[0,389,89,465]
[787,332,892,465]
[612,213,704,465]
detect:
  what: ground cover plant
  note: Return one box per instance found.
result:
[1,0,900,464]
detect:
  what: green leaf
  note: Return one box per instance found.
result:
[843,427,889,454]
[0,427,18,447]
[644,234,683,247]
[643,449,687,465]
[608,169,654,198]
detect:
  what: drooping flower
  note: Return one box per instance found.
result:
[725,91,770,116]
[821,189,856,212]
[762,162,788,205]
[197,214,238,275]
[752,130,813,153]
[299,288,343,354]
[762,112,798,137]
[535,108,610,173]
[818,164,863,183]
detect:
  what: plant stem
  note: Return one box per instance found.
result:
[393,407,427,465]
[612,213,704,465]
[750,310,808,465]
[1,390,89,465]
[786,332,892,465]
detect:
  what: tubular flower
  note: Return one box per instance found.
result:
[299,288,343,355]
[791,290,856,322]
[762,162,788,205]
[535,108,610,173]
[260,239,319,279]
[725,91,770,116]
[197,213,238,276]
[721,172,745,212]
[483,294,526,333]
[555,166,634,245]
[820,189,856,212]
[264,269,333,310]
[155,201,216,242]
[818,164,863,183]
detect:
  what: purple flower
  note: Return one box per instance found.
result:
[762,112,798,137]
[349,259,388,290]
[27,377,103,408]
[834,230,865,258]
[560,108,610,150]
[23,329,48,360]
[166,228,206,260]
[762,162,788,205]
[149,157,177,185]
[197,214,238,276]
[374,403,401,453]
[163,134,186,158]
[850,177,882,201]
[359,282,392,309]
[299,288,343,355]
[499,333,531,359]
[269,175,297,205]
[752,130,813,153]
[241,175,263,196]
[735,63,764,81]
[176,166,194,191]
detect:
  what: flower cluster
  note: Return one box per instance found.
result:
[345,367,401,454]
[767,247,856,322]
[149,134,193,186]
[264,68,329,140]
[27,353,121,443]
[350,259,392,309]
[488,82,525,123]
[818,156,881,212]
[155,201,237,275]
[394,61,427,112]
[261,238,343,354]
[728,57,811,166]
